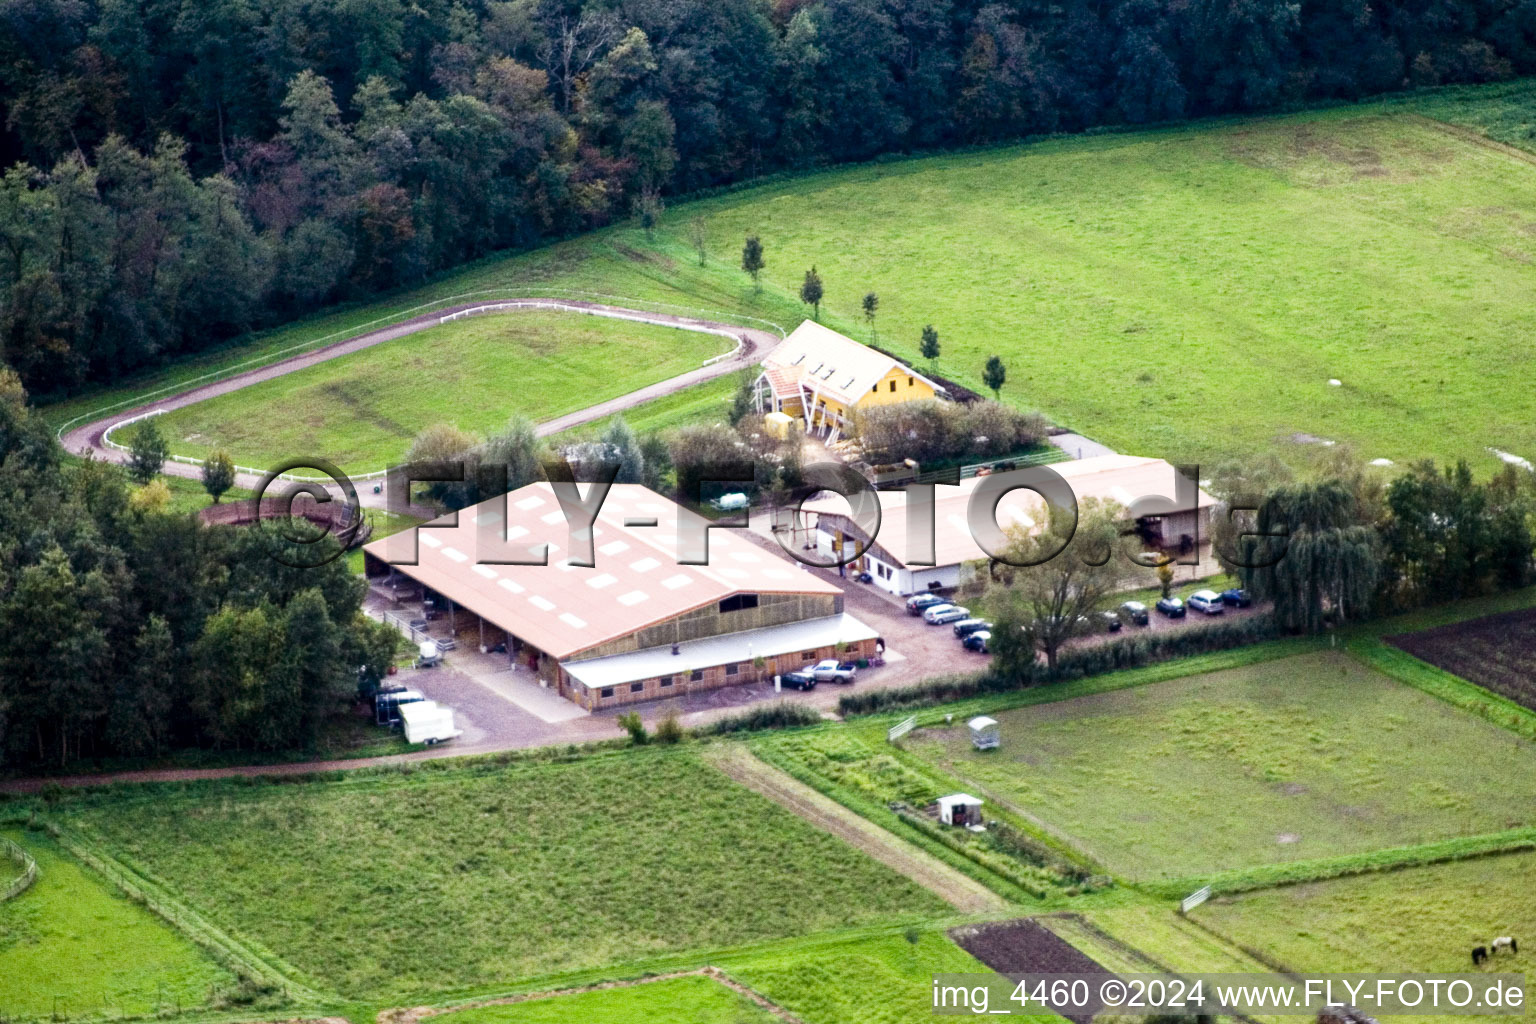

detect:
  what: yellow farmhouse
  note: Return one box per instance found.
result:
[755,320,945,440]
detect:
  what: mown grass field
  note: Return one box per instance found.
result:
[149,311,732,473]
[427,974,779,1024]
[42,81,1536,471]
[902,651,1536,880]
[59,750,944,1000]
[1193,850,1536,1015]
[0,829,233,1020]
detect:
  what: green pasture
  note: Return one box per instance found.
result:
[43,81,1536,471]
[901,651,1536,880]
[1192,851,1536,1020]
[148,311,733,473]
[58,750,943,1001]
[0,829,233,1020]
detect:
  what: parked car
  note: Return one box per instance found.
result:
[1221,588,1252,607]
[1098,610,1123,632]
[962,630,992,653]
[906,592,947,615]
[1120,600,1150,626]
[780,670,817,690]
[952,618,992,638]
[808,659,857,684]
[1155,596,1186,618]
[1188,589,1225,615]
[854,571,874,584]
[923,604,971,625]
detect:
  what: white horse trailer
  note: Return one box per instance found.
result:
[398,700,462,745]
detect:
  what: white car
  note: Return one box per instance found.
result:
[1187,589,1226,615]
[923,604,971,625]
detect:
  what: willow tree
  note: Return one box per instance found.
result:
[987,498,1125,676]
[1247,481,1381,633]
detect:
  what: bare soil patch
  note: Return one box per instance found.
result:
[949,919,1109,1024]
[1387,606,1536,711]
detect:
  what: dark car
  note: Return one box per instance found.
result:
[780,670,817,691]
[1155,596,1186,618]
[1221,588,1252,607]
[1119,600,1150,626]
[1098,610,1123,632]
[952,618,992,638]
[854,571,874,584]
[962,630,991,653]
[906,592,947,615]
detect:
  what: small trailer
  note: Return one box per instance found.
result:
[416,640,442,668]
[967,715,1000,751]
[398,700,462,745]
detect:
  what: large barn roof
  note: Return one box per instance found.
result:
[364,483,840,660]
[803,454,1217,569]
[762,320,943,407]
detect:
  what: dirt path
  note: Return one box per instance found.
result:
[702,743,1008,914]
[58,299,775,510]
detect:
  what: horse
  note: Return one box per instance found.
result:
[1472,946,1488,966]
[1492,936,1517,955]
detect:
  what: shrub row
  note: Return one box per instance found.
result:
[891,806,1065,899]
[839,615,1279,716]
[694,701,824,736]
[853,400,1049,466]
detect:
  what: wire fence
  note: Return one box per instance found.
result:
[40,824,319,1006]
[0,836,37,902]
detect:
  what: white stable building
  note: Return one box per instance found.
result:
[801,454,1217,597]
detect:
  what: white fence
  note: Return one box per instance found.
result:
[1179,885,1212,914]
[888,716,917,743]
[1,837,37,903]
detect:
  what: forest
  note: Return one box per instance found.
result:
[0,371,399,768]
[3,0,1536,394]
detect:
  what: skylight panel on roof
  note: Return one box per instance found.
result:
[515,496,545,510]
[586,573,617,589]
[498,578,525,594]
[821,366,835,379]
[599,540,630,556]
[473,565,499,579]
[790,353,806,365]
[630,557,660,573]
[474,512,501,525]
[442,547,469,563]
[617,590,648,606]
[762,568,792,580]
[720,568,748,579]
[505,525,529,541]
[730,551,761,562]
[560,612,588,629]
[420,533,443,548]
[529,595,555,611]
[660,573,692,590]
[541,510,565,525]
